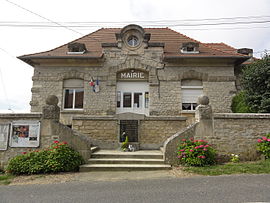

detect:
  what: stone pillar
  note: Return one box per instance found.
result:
[40,95,60,146]
[194,95,214,139]
[42,95,60,121]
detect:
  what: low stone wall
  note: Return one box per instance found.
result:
[140,117,187,149]
[72,116,119,149]
[164,122,197,165]
[210,113,270,160]
[0,113,43,169]
[72,115,187,149]
[0,95,92,169]
[164,96,270,165]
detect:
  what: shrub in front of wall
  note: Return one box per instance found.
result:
[6,141,84,175]
[257,133,270,159]
[177,138,216,166]
[231,91,252,113]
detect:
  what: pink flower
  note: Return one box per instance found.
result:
[201,156,206,159]
[195,146,199,149]
[205,145,209,148]
[267,139,270,142]
[257,139,262,143]
[179,149,185,152]
[199,145,204,148]
[190,149,194,152]
[262,137,268,141]
[203,148,208,151]
[182,139,186,142]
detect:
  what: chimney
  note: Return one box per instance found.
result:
[237,48,253,57]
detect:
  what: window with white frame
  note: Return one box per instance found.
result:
[181,79,203,111]
[63,79,84,109]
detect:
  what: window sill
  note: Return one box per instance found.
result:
[182,110,195,114]
[61,109,84,114]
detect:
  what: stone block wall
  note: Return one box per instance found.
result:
[72,115,187,149]
[72,116,119,149]
[0,113,44,169]
[139,118,187,149]
[210,114,270,160]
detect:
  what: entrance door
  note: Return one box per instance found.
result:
[116,82,149,115]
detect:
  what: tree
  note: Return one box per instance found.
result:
[241,55,270,113]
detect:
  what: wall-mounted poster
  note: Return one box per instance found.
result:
[9,121,40,148]
[0,124,9,150]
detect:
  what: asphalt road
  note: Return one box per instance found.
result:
[1,174,270,203]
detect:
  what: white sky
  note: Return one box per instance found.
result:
[0,0,270,113]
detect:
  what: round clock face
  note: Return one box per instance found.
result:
[127,35,139,47]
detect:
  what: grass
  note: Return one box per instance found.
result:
[183,159,270,176]
[0,173,14,185]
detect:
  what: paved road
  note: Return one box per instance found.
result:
[1,174,270,203]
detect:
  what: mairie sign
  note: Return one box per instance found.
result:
[117,69,148,81]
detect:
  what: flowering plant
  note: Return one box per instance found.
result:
[6,141,84,175]
[230,154,240,163]
[257,133,270,159]
[177,138,216,166]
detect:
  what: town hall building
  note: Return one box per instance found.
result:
[18,24,251,150]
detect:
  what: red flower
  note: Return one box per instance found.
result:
[189,149,194,152]
[54,146,58,149]
[53,140,59,144]
[262,137,267,141]
[63,141,68,145]
[21,152,27,154]
[257,139,262,143]
[203,148,208,151]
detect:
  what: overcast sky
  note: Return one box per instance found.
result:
[0,0,270,113]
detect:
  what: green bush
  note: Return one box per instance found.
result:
[257,133,270,159]
[6,141,84,175]
[177,138,216,166]
[231,91,252,113]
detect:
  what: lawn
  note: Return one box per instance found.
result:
[0,173,14,185]
[183,159,270,176]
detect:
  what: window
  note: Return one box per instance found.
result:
[67,43,86,54]
[63,79,84,109]
[181,80,203,112]
[123,92,132,108]
[127,35,139,47]
[181,42,199,54]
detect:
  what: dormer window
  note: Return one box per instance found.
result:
[67,43,87,54]
[181,42,199,54]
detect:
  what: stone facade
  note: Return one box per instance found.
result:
[19,24,250,149]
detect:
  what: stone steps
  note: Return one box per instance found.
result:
[88,158,165,164]
[80,149,172,172]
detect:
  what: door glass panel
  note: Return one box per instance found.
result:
[117,91,121,108]
[123,93,132,108]
[145,92,149,108]
[134,93,142,108]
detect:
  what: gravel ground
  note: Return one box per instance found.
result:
[7,167,197,185]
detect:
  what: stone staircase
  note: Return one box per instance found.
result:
[79,149,171,171]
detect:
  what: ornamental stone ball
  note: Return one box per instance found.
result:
[45,95,59,106]
[197,95,209,105]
